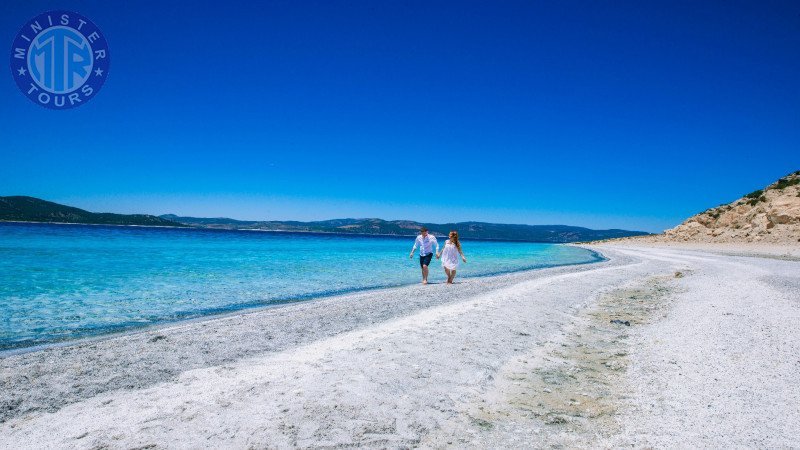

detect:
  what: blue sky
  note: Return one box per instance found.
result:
[2,0,798,232]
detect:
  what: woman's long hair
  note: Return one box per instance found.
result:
[449,231,462,252]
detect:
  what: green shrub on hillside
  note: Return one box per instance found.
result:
[747,195,766,206]
[774,176,800,190]
[744,190,763,199]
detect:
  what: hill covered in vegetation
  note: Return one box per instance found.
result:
[0,196,185,227]
[161,215,649,242]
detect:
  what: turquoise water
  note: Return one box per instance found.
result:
[0,222,602,351]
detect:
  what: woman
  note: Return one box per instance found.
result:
[437,230,467,284]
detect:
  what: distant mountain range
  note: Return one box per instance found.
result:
[0,196,650,242]
[160,216,649,242]
[0,196,185,227]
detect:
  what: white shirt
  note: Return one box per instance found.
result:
[412,234,439,257]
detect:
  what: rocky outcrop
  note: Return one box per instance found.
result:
[662,171,800,244]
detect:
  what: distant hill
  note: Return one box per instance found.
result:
[0,196,651,241]
[159,214,260,226]
[0,196,186,227]
[660,171,800,244]
[159,215,650,243]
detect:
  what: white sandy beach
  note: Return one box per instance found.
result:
[1,244,799,448]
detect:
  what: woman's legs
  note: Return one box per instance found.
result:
[443,267,451,283]
[448,269,457,284]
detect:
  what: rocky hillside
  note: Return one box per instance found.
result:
[662,171,800,243]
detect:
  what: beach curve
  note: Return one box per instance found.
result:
[1,245,799,448]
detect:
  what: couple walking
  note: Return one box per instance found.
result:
[408,227,467,284]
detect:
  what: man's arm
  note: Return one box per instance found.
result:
[409,236,419,258]
[432,235,440,258]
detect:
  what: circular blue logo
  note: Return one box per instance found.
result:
[10,10,110,109]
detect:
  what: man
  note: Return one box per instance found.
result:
[409,227,439,284]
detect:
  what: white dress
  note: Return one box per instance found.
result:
[440,240,460,270]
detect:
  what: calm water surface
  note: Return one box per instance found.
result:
[0,222,603,350]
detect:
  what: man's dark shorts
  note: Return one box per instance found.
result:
[419,253,433,267]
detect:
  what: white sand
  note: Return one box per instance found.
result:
[609,246,800,448]
[1,245,799,448]
[597,237,800,260]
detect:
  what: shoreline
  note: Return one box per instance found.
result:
[2,244,798,447]
[0,247,606,356]
[0,219,189,229]
[0,254,622,425]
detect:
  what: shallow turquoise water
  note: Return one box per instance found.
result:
[0,222,602,351]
